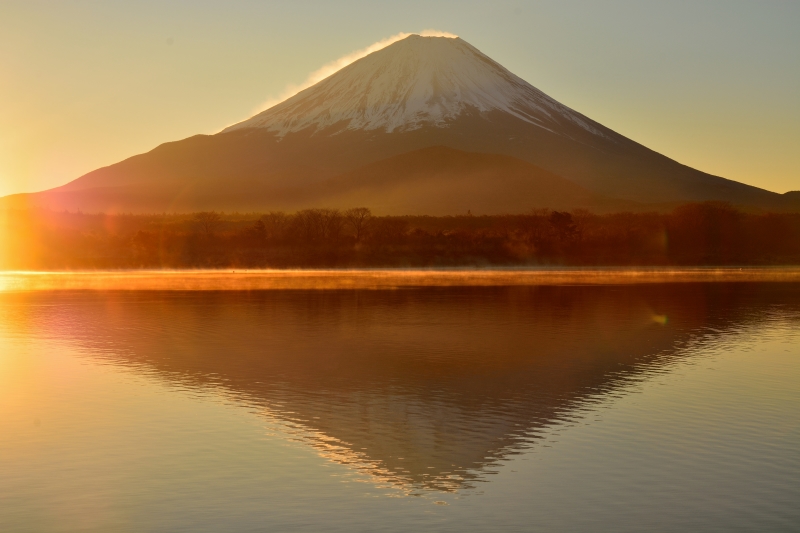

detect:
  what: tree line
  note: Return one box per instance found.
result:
[2,203,800,269]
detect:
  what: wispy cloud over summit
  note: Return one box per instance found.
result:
[248,30,458,118]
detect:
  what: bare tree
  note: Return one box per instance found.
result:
[344,207,372,242]
[293,208,343,243]
[194,211,222,238]
[319,209,343,241]
[548,211,579,241]
[294,209,323,242]
[261,211,290,241]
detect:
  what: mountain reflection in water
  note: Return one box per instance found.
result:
[10,283,798,494]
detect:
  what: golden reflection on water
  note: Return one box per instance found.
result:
[1,268,800,292]
[3,284,798,496]
[2,282,800,533]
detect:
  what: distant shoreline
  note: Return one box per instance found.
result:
[4,204,800,270]
[3,267,800,292]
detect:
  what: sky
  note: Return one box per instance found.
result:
[1,0,799,197]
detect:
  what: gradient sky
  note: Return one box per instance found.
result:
[1,0,798,197]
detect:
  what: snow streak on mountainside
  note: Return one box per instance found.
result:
[223,35,607,138]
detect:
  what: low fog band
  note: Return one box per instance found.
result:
[2,268,800,292]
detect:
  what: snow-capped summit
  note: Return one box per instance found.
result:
[223,35,603,137]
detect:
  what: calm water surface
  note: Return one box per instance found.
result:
[1,283,799,532]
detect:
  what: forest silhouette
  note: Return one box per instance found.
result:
[2,202,799,269]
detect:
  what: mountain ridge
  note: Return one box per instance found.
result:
[1,34,794,213]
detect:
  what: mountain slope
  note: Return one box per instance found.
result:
[1,147,632,215]
[302,146,634,215]
[1,34,790,213]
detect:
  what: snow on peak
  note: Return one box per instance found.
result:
[223,35,603,137]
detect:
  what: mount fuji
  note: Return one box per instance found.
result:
[3,34,793,214]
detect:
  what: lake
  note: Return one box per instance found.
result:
[1,276,799,532]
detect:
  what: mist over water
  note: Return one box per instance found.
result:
[1,283,799,531]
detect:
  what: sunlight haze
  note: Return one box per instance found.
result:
[2,4,800,530]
